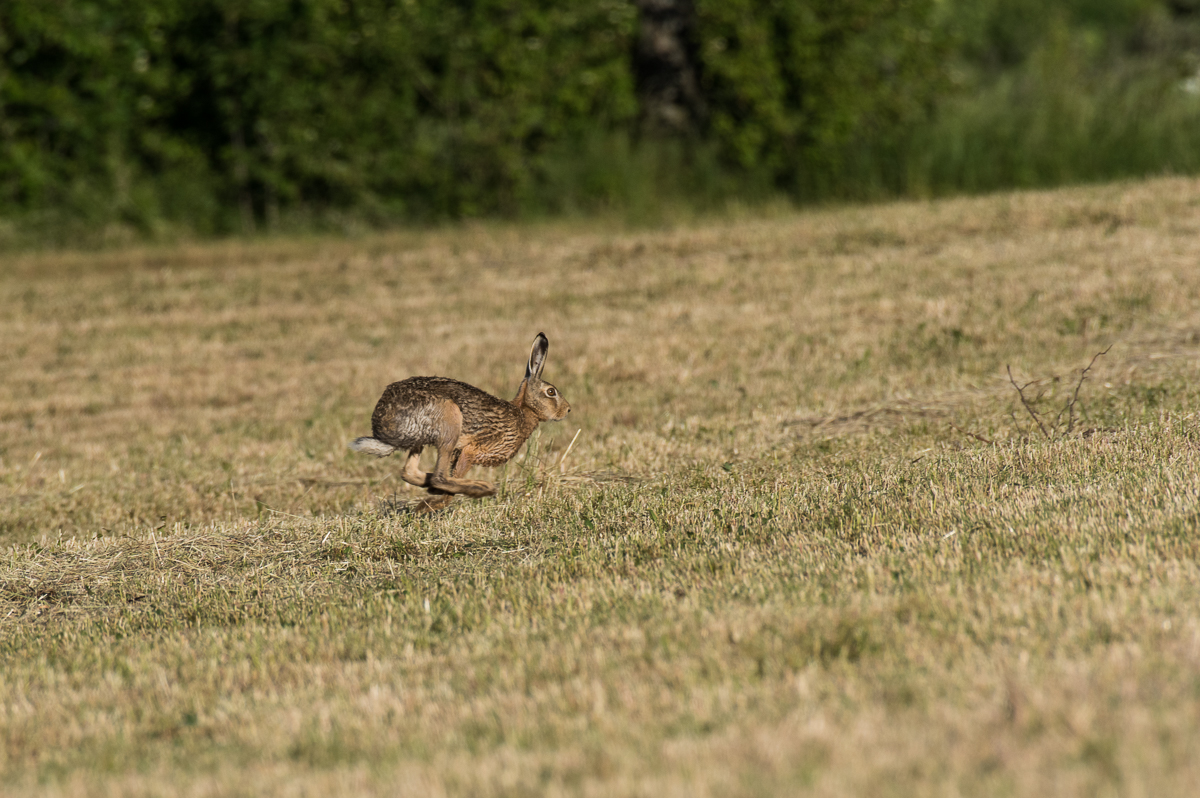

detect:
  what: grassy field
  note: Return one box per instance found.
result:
[3,176,1200,796]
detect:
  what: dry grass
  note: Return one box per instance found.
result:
[3,177,1200,795]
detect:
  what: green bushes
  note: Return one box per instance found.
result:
[2,0,1199,239]
[1,0,644,234]
[694,0,950,196]
[907,19,1200,196]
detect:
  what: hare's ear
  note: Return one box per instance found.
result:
[526,333,549,381]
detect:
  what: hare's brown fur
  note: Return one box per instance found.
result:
[350,334,570,509]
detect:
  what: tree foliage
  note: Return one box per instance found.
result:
[1,0,641,231]
[694,0,950,194]
[1,0,1197,236]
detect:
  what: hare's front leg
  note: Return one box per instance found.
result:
[412,448,495,512]
[398,447,465,495]
[428,444,495,498]
[417,405,495,499]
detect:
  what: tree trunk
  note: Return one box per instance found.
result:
[633,0,705,135]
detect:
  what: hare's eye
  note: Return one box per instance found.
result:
[546,387,556,397]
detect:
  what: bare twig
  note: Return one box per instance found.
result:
[1007,347,1113,440]
[1007,408,1026,438]
[1065,345,1112,433]
[948,421,994,445]
[1007,365,1050,439]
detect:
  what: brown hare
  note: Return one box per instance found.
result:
[350,333,570,509]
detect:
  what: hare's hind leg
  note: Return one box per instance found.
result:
[400,448,433,490]
[426,405,496,499]
[402,448,458,497]
[414,448,493,512]
[429,446,495,498]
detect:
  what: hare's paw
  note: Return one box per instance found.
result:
[458,480,496,498]
[427,474,496,498]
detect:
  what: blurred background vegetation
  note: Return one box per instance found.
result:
[2,0,1199,241]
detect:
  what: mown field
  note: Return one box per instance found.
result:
[3,177,1200,796]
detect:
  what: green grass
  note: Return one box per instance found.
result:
[904,52,1200,197]
[790,40,1200,204]
[3,177,1200,795]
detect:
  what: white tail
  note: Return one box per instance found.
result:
[349,437,397,457]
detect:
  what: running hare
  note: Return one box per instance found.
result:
[350,333,570,509]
